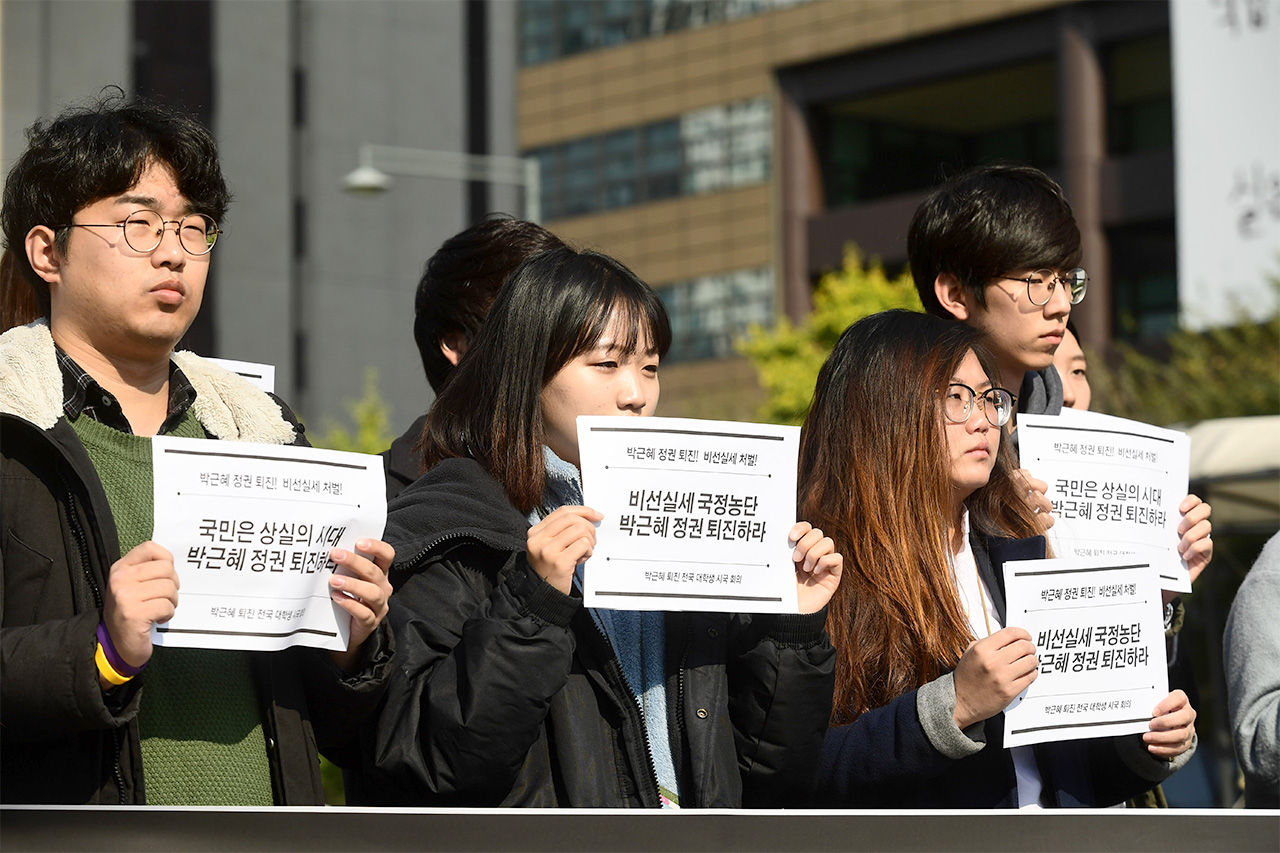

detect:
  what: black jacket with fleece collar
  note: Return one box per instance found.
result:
[0,320,394,805]
[346,455,836,807]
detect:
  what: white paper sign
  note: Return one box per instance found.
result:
[1003,556,1167,748]
[1019,410,1192,593]
[151,436,386,651]
[577,416,800,613]
[205,357,276,393]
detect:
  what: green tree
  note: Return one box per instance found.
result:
[311,368,396,455]
[1092,286,1280,426]
[737,246,921,425]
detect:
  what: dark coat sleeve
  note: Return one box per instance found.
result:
[728,609,836,806]
[368,545,581,801]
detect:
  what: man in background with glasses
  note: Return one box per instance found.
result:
[906,163,1212,808]
[909,162,1087,419]
[0,93,394,805]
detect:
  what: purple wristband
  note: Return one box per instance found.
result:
[96,622,146,677]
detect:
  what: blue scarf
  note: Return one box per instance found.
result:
[531,446,681,807]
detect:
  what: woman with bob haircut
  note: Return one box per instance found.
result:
[351,246,842,808]
[801,310,1196,808]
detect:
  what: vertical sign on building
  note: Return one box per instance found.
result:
[1171,0,1280,328]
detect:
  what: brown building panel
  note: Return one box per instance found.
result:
[519,0,1069,150]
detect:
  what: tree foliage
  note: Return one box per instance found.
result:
[1091,283,1280,426]
[737,246,921,425]
[311,368,396,455]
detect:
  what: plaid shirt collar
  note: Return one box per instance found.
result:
[57,345,197,435]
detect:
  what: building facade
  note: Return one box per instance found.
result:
[2,0,519,437]
[519,0,1183,420]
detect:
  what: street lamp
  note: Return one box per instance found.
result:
[342,143,541,223]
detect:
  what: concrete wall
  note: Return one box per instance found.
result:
[5,0,518,441]
[1,0,131,169]
[210,0,518,437]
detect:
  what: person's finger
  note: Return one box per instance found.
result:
[789,521,814,542]
[354,538,395,572]
[1178,493,1204,514]
[1151,690,1191,717]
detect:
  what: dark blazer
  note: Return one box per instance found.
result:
[816,532,1180,808]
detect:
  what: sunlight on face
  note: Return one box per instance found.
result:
[944,350,1000,504]
[540,310,660,468]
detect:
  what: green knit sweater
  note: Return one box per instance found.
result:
[72,411,274,806]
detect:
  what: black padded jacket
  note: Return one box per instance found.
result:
[346,456,835,808]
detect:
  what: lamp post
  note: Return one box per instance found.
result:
[342,143,541,223]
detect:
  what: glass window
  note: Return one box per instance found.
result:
[561,0,595,57]
[522,98,771,221]
[1107,34,1173,156]
[728,97,771,186]
[644,120,683,200]
[659,266,775,362]
[520,0,815,67]
[682,105,729,194]
[1108,220,1179,341]
[562,138,599,217]
[819,60,1057,206]
[602,129,639,209]
[520,0,557,66]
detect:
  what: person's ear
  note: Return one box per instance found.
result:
[25,226,62,286]
[934,273,971,321]
[440,332,468,367]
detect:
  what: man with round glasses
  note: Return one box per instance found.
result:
[0,93,394,805]
[909,163,1086,417]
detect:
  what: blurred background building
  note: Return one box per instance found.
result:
[3,0,1277,807]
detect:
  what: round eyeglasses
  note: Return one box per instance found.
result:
[60,209,220,256]
[942,383,1016,427]
[995,268,1088,306]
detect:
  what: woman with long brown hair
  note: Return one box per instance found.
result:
[802,310,1196,807]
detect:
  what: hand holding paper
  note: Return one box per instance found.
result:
[1013,468,1055,531]
[527,505,602,595]
[951,627,1039,730]
[327,538,395,673]
[790,522,842,614]
[1144,689,1197,759]
[1173,494,1214,603]
[102,540,181,672]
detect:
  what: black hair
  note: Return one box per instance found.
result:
[908,163,1081,318]
[413,216,566,393]
[0,89,231,314]
[421,245,672,512]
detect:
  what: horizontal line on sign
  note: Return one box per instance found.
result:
[607,557,770,567]
[156,626,338,638]
[161,447,370,470]
[1022,601,1138,612]
[180,592,335,602]
[169,490,362,507]
[1013,563,1149,577]
[594,591,783,602]
[588,426,785,441]
[604,465,768,477]
[1021,423,1175,444]
[1034,686,1151,699]
[1040,460,1161,475]
[1010,716,1153,735]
